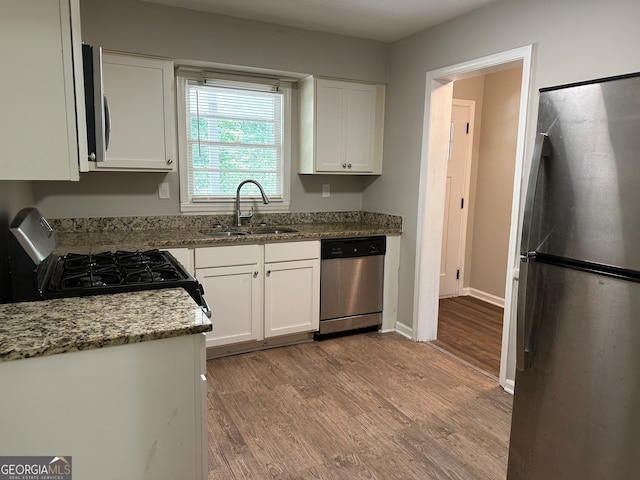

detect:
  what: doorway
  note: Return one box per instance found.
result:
[436,67,523,378]
[413,45,533,392]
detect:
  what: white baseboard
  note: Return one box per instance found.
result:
[464,287,505,308]
[502,379,515,395]
[394,322,413,339]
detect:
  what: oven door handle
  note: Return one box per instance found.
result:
[197,284,212,319]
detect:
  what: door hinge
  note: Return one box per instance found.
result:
[466,122,470,134]
[456,269,460,280]
[460,198,464,209]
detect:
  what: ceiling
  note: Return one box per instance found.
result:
[139,0,499,43]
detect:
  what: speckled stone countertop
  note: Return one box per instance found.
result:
[0,289,212,363]
[0,211,397,364]
[49,211,403,253]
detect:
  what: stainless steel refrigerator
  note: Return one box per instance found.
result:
[507,73,640,480]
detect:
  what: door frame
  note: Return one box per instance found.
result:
[413,45,533,391]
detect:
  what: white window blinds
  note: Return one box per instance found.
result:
[184,77,284,202]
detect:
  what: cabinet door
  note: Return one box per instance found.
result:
[344,83,377,172]
[315,79,377,173]
[315,80,346,172]
[196,264,262,347]
[0,0,86,180]
[166,248,194,275]
[264,258,320,338]
[93,53,175,171]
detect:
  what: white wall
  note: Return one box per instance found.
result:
[363,0,640,341]
[33,0,389,219]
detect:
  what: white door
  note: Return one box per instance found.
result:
[440,100,474,297]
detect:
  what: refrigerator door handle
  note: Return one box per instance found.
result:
[517,132,551,371]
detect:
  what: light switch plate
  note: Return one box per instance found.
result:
[158,182,170,199]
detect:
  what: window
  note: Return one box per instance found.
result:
[177,71,291,212]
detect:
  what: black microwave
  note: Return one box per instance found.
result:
[82,44,109,163]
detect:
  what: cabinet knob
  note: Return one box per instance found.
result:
[253,271,259,278]
[88,152,96,162]
[266,270,272,277]
[347,163,352,169]
[166,158,173,165]
[342,163,347,169]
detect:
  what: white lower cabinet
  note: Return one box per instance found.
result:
[264,242,320,338]
[167,247,194,274]
[195,241,320,348]
[0,334,207,480]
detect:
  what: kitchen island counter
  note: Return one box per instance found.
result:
[0,288,211,363]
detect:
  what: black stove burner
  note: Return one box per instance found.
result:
[116,250,166,268]
[123,265,180,284]
[60,264,122,290]
[63,252,117,270]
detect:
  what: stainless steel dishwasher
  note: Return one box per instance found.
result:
[317,236,385,337]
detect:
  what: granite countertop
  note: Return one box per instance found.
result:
[54,220,401,253]
[1,211,399,365]
[0,289,212,363]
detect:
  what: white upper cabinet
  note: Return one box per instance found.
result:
[299,77,385,175]
[0,0,87,181]
[90,52,176,172]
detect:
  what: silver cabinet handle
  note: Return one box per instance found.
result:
[517,132,550,371]
[166,158,173,165]
[104,95,111,152]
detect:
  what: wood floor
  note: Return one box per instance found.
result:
[206,332,512,479]
[433,296,504,378]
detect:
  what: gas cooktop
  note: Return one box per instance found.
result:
[7,208,210,318]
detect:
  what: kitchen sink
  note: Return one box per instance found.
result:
[201,230,249,237]
[246,227,298,235]
[200,227,298,237]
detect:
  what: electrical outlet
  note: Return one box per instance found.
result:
[322,184,330,198]
[158,182,170,199]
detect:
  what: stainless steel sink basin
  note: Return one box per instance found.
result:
[201,231,248,237]
[201,227,298,237]
[246,227,298,235]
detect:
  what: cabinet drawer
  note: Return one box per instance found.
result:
[265,241,320,263]
[195,244,261,268]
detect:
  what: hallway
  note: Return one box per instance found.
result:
[433,296,503,377]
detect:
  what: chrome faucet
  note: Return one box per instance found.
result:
[235,179,269,226]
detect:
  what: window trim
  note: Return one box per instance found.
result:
[177,70,291,214]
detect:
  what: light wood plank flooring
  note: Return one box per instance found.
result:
[206,332,512,479]
[434,296,504,378]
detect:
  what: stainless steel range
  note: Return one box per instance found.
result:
[7,208,210,317]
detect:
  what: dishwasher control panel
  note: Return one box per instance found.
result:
[321,236,386,259]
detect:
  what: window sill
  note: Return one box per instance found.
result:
[180,201,290,215]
